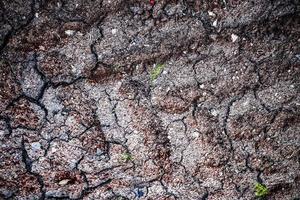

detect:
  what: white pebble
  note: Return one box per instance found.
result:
[65,30,76,36]
[212,20,218,27]
[111,29,117,34]
[208,11,216,17]
[231,34,239,43]
[58,179,71,186]
[192,131,200,138]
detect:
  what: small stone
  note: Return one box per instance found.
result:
[231,34,239,42]
[192,131,200,138]
[211,110,218,117]
[212,20,218,27]
[208,11,216,17]
[58,179,71,186]
[111,29,117,34]
[31,142,41,151]
[65,30,76,36]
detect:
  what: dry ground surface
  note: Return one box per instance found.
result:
[0,0,300,199]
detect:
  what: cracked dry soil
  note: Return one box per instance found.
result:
[0,0,300,199]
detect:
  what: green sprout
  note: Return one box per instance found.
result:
[255,183,269,198]
[150,63,165,82]
[121,153,133,162]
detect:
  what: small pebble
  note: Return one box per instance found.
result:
[212,20,218,27]
[111,29,117,34]
[231,34,239,43]
[31,142,41,151]
[211,110,218,116]
[65,30,76,36]
[208,11,216,17]
[58,179,71,186]
[192,131,200,138]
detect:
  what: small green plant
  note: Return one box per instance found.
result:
[150,63,165,82]
[255,183,269,198]
[121,153,133,162]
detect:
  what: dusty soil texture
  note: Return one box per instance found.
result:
[1,0,300,199]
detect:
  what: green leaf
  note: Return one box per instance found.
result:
[121,153,133,162]
[254,183,269,198]
[150,63,165,82]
